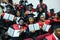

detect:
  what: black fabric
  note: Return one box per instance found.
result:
[50,19,60,33]
[57,11,60,16]
[0,16,5,29]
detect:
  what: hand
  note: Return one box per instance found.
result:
[4,27,7,29]
[5,31,8,35]
[31,30,35,33]
[14,17,17,20]
[19,30,24,33]
[40,26,42,29]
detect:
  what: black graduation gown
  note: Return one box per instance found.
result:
[0,16,5,30]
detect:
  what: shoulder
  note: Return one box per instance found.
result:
[45,20,50,25]
[13,24,18,27]
[45,34,53,40]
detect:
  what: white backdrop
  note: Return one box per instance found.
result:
[13,0,60,12]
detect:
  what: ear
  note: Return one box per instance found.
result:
[54,29,57,34]
[54,30,55,33]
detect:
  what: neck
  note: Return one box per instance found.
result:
[54,33,60,39]
[57,18,60,22]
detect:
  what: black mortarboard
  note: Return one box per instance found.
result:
[53,22,60,30]
[0,5,4,9]
[27,3,33,7]
[28,13,34,18]
[57,11,60,16]
[18,17,24,22]
[50,22,60,33]
[50,9,54,13]
[6,4,13,10]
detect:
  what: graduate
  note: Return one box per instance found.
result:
[37,7,45,21]
[0,5,8,40]
[16,0,27,17]
[25,3,33,15]
[4,4,16,27]
[25,3,38,21]
[42,11,60,33]
[15,10,22,24]
[43,23,60,40]
[50,9,56,19]
[36,0,47,19]
[36,0,47,12]
[38,15,46,34]
[26,14,41,40]
[10,18,27,40]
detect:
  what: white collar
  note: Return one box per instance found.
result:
[53,33,59,40]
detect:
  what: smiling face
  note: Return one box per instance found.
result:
[39,7,43,12]
[29,17,34,24]
[19,19,24,25]
[40,15,45,21]
[54,28,60,38]
[16,11,21,17]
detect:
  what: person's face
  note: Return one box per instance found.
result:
[55,14,58,18]
[7,8,11,13]
[39,8,43,12]
[52,16,55,19]
[54,28,60,38]
[19,20,24,25]
[28,6,32,11]
[16,11,21,17]
[40,16,45,21]
[29,17,34,24]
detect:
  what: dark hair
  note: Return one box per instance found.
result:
[0,5,4,9]
[27,17,36,24]
[39,0,43,2]
[15,10,22,17]
[57,11,60,17]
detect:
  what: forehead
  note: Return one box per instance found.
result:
[29,17,34,19]
[17,11,20,13]
[55,28,60,30]
[40,15,44,18]
[20,19,23,21]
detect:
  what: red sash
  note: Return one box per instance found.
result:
[46,34,56,40]
[13,24,27,30]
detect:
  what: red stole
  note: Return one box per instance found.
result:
[13,24,27,30]
[46,34,56,40]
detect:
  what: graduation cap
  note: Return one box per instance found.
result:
[18,17,24,22]
[57,11,60,16]
[50,9,54,13]
[53,22,60,30]
[27,3,33,7]
[50,22,60,33]
[6,4,13,10]
[28,13,35,18]
[0,5,4,9]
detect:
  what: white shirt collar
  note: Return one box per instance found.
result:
[53,33,59,40]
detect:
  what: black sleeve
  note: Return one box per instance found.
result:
[49,19,54,33]
[44,5,47,12]
[36,5,39,13]
[42,38,47,40]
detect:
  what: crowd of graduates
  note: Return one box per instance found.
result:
[0,0,60,40]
